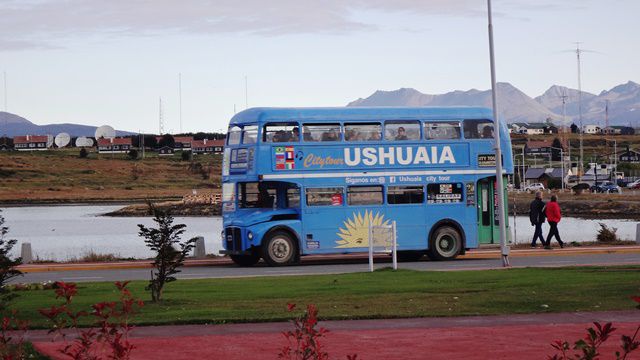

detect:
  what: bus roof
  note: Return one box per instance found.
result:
[229,107,495,126]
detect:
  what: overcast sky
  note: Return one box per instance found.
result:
[0,0,638,133]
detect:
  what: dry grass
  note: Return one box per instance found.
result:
[0,149,222,203]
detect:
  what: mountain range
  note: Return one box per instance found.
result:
[0,112,134,137]
[348,81,640,126]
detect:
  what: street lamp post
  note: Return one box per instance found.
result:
[487,0,509,267]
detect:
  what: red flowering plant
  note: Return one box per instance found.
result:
[0,309,29,360]
[38,281,143,360]
[548,295,640,360]
[279,303,359,360]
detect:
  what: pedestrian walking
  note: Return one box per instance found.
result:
[529,191,546,247]
[544,194,564,249]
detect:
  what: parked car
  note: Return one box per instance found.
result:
[524,183,545,192]
[591,181,621,193]
[626,180,640,189]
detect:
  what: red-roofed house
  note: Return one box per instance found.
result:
[13,135,52,151]
[174,136,193,149]
[192,139,224,154]
[97,137,133,154]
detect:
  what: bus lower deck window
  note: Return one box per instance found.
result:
[347,186,383,205]
[387,186,424,204]
[427,183,464,204]
[306,187,343,206]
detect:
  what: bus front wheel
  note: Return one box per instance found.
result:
[427,226,462,261]
[262,230,298,266]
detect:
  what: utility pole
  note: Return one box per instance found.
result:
[487,0,509,267]
[244,76,248,109]
[575,42,584,181]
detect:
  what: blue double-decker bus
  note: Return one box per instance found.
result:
[220,107,513,266]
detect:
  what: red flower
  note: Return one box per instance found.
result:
[287,303,296,312]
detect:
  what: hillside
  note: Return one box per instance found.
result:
[349,81,640,125]
[0,111,135,137]
[0,149,221,203]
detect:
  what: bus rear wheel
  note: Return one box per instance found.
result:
[262,230,298,266]
[427,226,462,261]
[229,251,260,267]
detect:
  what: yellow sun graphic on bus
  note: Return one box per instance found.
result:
[336,210,390,248]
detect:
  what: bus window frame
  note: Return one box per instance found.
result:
[227,125,242,145]
[344,122,382,142]
[347,185,384,206]
[463,119,495,140]
[384,120,421,141]
[426,183,465,204]
[424,121,462,141]
[263,122,300,143]
[241,125,258,144]
[305,187,345,206]
[302,123,342,142]
[386,185,425,205]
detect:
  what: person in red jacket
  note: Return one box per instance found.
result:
[544,194,564,249]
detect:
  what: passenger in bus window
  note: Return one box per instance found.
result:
[322,128,339,141]
[291,127,299,141]
[303,129,314,141]
[368,131,381,141]
[345,129,356,141]
[482,125,494,139]
[395,127,408,140]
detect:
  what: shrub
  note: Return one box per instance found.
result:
[181,150,192,161]
[0,210,22,310]
[127,149,138,160]
[596,223,618,243]
[137,204,196,302]
[79,148,88,158]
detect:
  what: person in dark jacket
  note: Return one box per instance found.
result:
[529,191,546,247]
[544,194,564,249]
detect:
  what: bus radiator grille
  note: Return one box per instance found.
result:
[225,227,243,251]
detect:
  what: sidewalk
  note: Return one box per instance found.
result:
[30,310,640,359]
[17,245,640,273]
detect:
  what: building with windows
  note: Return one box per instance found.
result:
[13,135,52,151]
[97,137,133,154]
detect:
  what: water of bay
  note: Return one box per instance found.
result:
[1,205,637,261]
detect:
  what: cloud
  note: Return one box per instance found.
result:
[0,0,588,50]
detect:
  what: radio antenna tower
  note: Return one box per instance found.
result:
[178,73,183,133]
[605,100,609,129]
[559,91,569,148]
[159,97,165,135]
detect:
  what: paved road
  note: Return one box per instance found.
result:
[15,251,640,283]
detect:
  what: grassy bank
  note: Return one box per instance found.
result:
[9,266,640,328]
[0,149,221,203]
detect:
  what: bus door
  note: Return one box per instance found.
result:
[302,187,347,252]
[477,177,508,244]
[477,179,497,244]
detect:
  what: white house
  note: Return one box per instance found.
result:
[582,125,601,134]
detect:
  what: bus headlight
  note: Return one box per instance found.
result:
[247,231,254,241]
[221,230,225,240]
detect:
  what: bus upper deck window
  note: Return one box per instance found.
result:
[263,123,299,143]
[227,126,242,145]
[385,121,420,141]
[242,125,258,144]
[463,119,494,139]
[425,122,461,140]
[344,123,381,141]
[302,124,341,142]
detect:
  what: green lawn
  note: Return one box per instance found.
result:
[9,266,640,328]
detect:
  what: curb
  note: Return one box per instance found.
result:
[17,246,640,273]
